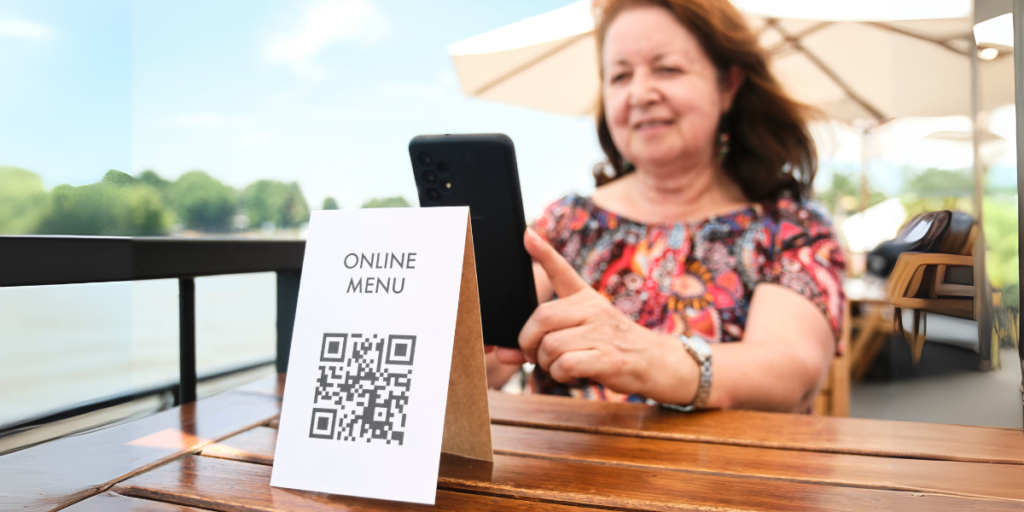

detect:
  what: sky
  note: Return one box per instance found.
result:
[0,0,1017,219]
[0,0,608,218]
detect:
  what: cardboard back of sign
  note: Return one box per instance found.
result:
[441,221,493,462]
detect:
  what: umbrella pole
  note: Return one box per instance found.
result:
[971,30,996,371]
[859,126,872,214]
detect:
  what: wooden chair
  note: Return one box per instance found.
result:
[887,220,998,370]
[813,301,851,417]
[845,280,895,381]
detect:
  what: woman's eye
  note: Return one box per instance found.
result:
[610,72,630,83]
[656,66,681,75]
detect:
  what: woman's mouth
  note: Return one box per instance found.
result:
[633,119,673,131]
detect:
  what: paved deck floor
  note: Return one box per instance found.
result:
[852,339,1022,428]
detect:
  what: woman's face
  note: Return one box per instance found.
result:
[602,6,740,172]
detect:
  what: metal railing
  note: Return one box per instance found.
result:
[0,236,304,434]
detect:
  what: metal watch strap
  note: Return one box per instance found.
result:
[660,335,712,413]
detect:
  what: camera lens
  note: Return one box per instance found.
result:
[418,152,433,165]
[426,188,441,202]
[441,180,453,192]
[423,169,438,184]
[437,161,449,172]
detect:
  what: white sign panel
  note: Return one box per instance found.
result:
[271,207,471,505]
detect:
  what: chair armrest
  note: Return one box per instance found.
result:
[889,252,975,320]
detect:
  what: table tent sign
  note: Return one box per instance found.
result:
[272,207,493,505]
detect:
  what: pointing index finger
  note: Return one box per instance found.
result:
[524,228,589,298]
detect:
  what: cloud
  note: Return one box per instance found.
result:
[265,0,391,79]
[0,18,53,40]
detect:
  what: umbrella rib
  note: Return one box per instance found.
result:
[766,20,832,56]
[863,22,969,56]
[470,32,593,97]
[767,19,885,121]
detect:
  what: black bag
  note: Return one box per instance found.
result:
[866,210,974,278]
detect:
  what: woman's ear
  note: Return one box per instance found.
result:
[720,65,745,113]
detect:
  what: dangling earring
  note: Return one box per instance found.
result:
[718,131,731,160]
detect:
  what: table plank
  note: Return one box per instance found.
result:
[198,426,1020,511]
[236,374,1023,465]
[488,390,1024,464]
[491,424,1024,502]
[0,391,281,512]
[62,492,213,511]
[204,425,1024,504]
[440,453,1021,512]
[200,427,276,465]
[235,372,286,399]
[114,456,597,511]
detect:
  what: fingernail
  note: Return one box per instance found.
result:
[526,227,542,241]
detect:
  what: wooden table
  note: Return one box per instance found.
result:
[3,374,1022,511]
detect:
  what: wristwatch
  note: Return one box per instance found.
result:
[660,335,713,412]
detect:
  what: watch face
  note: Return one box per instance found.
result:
[688,337,713,360]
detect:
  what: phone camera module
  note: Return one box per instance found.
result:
[441,180,453,192]
[425,187,441,202]
[423,169,438,184]
[437,161,449,172]
[418,152,433,166]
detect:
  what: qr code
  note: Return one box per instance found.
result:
[308,332,415,445]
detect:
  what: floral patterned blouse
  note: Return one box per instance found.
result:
[528,193,846,402]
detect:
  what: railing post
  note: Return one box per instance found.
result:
[277,271,301,373]
[178,277,197,405]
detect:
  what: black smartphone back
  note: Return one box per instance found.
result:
[409,133,537,349]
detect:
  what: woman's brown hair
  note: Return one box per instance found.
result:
[593,0,817,202]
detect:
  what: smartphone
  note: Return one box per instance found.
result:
[409,133,538,349]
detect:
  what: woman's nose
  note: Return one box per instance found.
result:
[628,70,659,107]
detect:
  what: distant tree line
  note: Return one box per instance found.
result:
[0,166,310,236]
[0,166,414,237]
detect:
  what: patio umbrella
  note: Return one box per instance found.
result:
[448,1,1014,120]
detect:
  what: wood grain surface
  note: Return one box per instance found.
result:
[490,424,1024,502]
[61,491,213,511]
[234,374,1023,465]
[114,456,597,512]
[234,373,286,399]
[202,424,1024,504]
[195,426,1022,511]
[16,372,1022,512]
[439,452,1024,512]
[488,390,1024,464]
[200,427,276,466]
[0,391,281,512]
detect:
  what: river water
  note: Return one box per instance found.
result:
[0,273,277,427]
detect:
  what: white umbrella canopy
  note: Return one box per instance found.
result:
[447,1,599,116]
[447,0,1015,121]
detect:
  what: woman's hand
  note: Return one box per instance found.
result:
[499,228,697,402]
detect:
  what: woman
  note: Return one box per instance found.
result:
[488,0,845,413]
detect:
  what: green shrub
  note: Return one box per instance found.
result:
[0,166,48,234]
[361,196,410,208]
[35,170,170,236]
[168,171,237,231]
[240,180,310,229]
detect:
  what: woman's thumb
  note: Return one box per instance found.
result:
[524,228,588,297]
